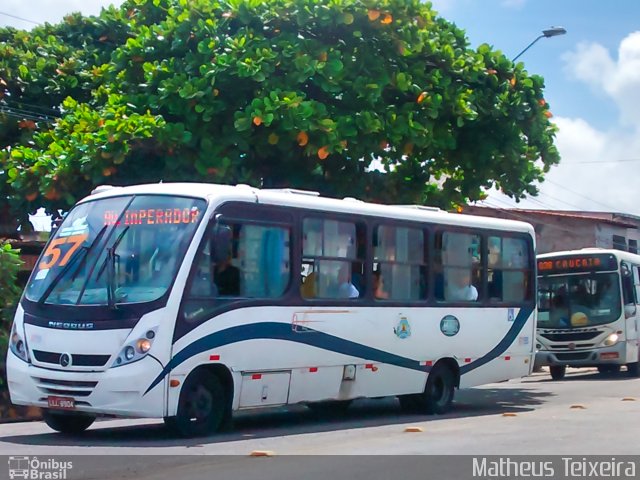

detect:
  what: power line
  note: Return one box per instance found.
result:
[0,104,58,121]
[516,194,563,211]
[564,159,640,164]
[0,10,40,26]
[535,189,589,211]
[543,178,620,212]
[0,106,55,123]
[3,99,60,116]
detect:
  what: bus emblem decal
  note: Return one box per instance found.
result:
[440,315,460,337]
[394,317,411,339]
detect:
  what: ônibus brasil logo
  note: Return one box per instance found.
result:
[8,456,72,480]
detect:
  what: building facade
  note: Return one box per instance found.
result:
[461,207,640,255]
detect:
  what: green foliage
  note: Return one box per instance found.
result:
[0,242,22,369]
[0,242,22,308]
[0,0,560,217]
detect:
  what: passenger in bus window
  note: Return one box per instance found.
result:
[214,255,240,296]
[301,271,317,298]
[446,268,478,302]
[337,263,359,298]
[373,269,389,299]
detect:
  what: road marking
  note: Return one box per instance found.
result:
[250,450,276,457]
[404,426,424,432]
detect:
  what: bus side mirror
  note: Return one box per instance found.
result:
[625,303,637,319]
[212,223,232,263]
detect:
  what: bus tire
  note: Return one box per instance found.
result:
[401,363,456,415]
[549,365,566,380]
[42,410,95,435]
[423,363,456,414]
[626,362,640,377]
[165,370,229,438]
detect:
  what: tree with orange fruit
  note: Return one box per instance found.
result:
[1,0,559,235]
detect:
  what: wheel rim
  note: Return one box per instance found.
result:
[185,384,213,423]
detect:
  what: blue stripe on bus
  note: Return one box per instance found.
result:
[145,306,533,395]
[145,323,430,394]
[459,306,534,375]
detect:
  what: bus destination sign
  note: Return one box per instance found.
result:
[103,207,200,227]
[537,254,618,275]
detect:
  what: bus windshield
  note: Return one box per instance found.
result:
[537,272,622,328]
[25,195,206,307]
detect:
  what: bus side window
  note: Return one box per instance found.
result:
[488,236,530,304]
[634,266,640,307]
[621,263,637,318]
[436,231,481,302]
[183,221,291,324]
[373,224,426,301]
[301,218,365,300]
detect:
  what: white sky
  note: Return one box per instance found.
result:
[3,1,640,223]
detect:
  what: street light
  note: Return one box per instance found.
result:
[512,26,567,62]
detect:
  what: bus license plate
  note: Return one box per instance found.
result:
[47,396,75,410]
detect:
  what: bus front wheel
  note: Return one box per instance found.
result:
[549,365,566,380]
[42,410,95,435]
[165,370,229,438]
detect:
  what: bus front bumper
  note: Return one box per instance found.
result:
[535,342,627,368]
[6,352,166,418]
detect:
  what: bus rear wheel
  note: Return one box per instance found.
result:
[549,365,566,380]
[401,363,455,415]
[42,410,95,435]
[164,370,229,438]
[423,363,456,414]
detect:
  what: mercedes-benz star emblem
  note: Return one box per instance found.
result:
[59,353,71,367]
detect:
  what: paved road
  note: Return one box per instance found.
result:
[0,368,638,478]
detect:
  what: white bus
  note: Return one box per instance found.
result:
[536,248,640,380]
[8,183,536,437]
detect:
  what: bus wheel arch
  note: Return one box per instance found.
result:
[164,364,233,437]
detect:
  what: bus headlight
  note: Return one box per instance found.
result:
[603,333,619,346]
[9,323,30,363]
[112,328,157,368]
[124,346,135,361]
[137,339,152,354]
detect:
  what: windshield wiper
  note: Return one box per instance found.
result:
[37,225,108,306]
[96,226,129,310]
